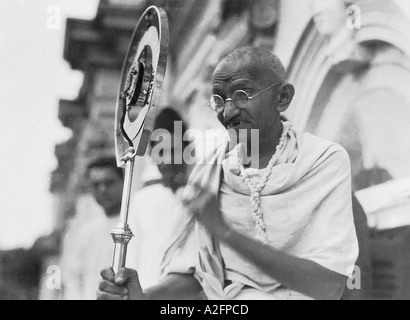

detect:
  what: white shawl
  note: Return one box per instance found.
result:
[163,127,358,300]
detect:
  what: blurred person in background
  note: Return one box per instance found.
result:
[60,156,124,300]
[127,107,191,289]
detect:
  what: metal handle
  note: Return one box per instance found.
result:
[111,151,136,274]
[111,225,133,274]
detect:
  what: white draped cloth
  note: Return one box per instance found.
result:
[61,213,117,300]
[127,159,189,289]
[164,125,359,300]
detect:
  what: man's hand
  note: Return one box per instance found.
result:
[96,268,144,300]
[183,184,230,240]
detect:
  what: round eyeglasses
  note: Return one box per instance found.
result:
[209,83,281,113]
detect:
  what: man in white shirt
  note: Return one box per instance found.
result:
[126,108,190,289]
[61,156,123,300]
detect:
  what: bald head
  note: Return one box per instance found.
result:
[213,46,287,85]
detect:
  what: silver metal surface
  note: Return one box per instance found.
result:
[111,151,135,274]
[111,6,169,274]
[115,5,169,166]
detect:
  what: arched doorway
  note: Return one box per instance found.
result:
[285,0,410,299]
[286,0,410,229]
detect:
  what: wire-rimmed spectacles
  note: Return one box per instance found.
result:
[209,83,281,113]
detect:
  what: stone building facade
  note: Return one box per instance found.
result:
[52,0,410,299]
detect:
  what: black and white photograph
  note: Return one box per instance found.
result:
[1,0,410,303]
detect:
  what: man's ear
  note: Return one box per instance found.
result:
[277,83,295,113]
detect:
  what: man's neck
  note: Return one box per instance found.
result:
[246,121,283,169]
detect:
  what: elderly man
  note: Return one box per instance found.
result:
[97,46,358,300]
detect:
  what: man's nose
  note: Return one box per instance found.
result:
[223,100,240,121]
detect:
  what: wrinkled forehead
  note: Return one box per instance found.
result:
[212,58,271,86]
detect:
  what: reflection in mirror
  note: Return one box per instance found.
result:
[125,46,153,122]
